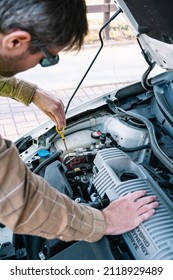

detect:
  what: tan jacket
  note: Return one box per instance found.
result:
[0,76,37,105]
[0,76,105,242]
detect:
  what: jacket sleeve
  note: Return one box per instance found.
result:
[0,134,105,242]
[0,76,37,106]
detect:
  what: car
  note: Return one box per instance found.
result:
[1,0,173,260]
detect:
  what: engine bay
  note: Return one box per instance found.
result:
[1,71,171,260]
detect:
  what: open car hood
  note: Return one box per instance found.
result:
[116,0,173,70]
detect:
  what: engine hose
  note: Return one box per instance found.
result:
[33,150,63,174]
[137,36,156,91]
[118,144,150,152]
[114,106,173,173]
[106,132,150,152]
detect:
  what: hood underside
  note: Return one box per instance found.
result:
[116,0,173,69]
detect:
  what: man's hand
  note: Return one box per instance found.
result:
[32,88,66,130]
[102,190,158,235]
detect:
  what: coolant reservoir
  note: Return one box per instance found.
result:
[54,130,99,153]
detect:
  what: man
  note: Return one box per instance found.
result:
[0,0,158,242]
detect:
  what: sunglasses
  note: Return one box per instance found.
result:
[40,47,59,67]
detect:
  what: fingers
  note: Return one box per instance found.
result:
[127,190,146,201]
[135,194,157,208]
[49,99,66,130]
[33,90,66,130]
[126,190,158,211]
[137,200,158,215]
[55,111,66,130]
[137,208,156,224]
[130,190,158,226]
[55,100,66,130]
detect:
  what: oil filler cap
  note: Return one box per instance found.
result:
[91,130,102,139]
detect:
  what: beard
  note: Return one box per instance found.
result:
[0,54,27,77]
[0,51,35,77]
[0,54,20,77]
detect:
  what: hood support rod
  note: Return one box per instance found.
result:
[65,7,122,113]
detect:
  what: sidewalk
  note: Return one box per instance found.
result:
[0,42,157,141]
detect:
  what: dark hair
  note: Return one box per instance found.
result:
[0,0,88,52]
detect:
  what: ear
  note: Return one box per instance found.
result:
[1,30,31,53]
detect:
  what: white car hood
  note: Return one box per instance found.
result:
[115,0,173,70]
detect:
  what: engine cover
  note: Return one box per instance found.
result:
[93,148,173,260]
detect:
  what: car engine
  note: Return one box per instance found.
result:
[2,71,173,260]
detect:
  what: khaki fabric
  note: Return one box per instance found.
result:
[0,76,37,105]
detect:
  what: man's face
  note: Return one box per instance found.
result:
[0,31,60,77]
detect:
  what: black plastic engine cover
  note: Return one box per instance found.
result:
[44,160,73,198]
[50,237,114,260]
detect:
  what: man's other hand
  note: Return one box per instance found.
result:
[102,190,158,235]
